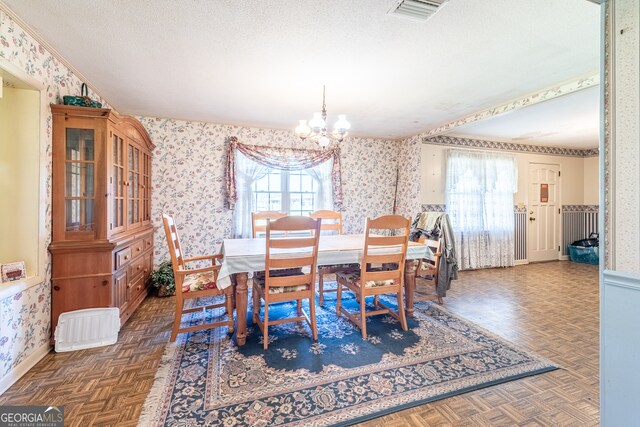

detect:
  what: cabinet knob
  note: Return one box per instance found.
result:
[124,255,129,260]
[102,280,108,286]
[137,247,141,252]
[53,285,60,291]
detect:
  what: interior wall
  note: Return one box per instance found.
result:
[419,143,597,207]
[601,0,640,423]
[0,86,40,276]
[583,156,599,206]
[139,116,405,264]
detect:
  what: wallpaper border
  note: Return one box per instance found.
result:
[423,135,599,158]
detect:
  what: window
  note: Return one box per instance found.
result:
[445,149,517,269]
[253,169,318,216]
[233,151,334,237]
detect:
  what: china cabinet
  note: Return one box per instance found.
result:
[49,105,154,338]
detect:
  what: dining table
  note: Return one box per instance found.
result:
[216,234,430,346]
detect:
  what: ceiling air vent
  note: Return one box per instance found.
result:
[388,0,447,21]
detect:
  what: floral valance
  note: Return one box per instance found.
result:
[225,137,343,210]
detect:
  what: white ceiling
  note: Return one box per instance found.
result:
[449,85,600,149]
[3,0,601,143]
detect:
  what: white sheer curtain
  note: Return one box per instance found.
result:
[306,160,334,211]
[446,149,518,269]
[233,153,335,238]
[233,152,270,238]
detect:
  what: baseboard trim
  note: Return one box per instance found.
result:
[0,342,51,395]
[515,259,529,266]
[559,255,569,261]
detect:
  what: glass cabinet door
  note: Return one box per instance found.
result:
[128,144,141,227]
[65,128,95,233]
[142,151,151,223]
[111,132,126,233]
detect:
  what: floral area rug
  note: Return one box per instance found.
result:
[138,287,557,426]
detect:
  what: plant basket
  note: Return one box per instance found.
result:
[157,283,176,297]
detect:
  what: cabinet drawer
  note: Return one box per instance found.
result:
[144,253,153,283]
[115,247,132,269]
[143,236,153,252]
[130,240,145,258]
[128,274,145,301]
[129,257,146,279]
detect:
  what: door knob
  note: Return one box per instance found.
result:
[529,217,536,221]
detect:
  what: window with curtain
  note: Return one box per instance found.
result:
[233,151,333,237]
[445,149,518,269]
[253,169,321,216]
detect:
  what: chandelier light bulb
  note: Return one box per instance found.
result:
[308,112,325,133]
[295,120,311,138]
[318,135,330,148]
[334,114,351,133]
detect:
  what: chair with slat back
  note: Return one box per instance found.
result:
[309,210,360,306]
[415,237,443,305]
[162,214,234,342]
[335,215,410,339]
[251,216,322,350]
[251,211,287,238]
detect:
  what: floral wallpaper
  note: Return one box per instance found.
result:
[0,10,108,380]
[0,283,50,376]
[138,117,408,263]
[395,134,422,219]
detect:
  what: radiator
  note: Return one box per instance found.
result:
[54,308,121,352]
[514,210,527,262]
[562,206,599,255]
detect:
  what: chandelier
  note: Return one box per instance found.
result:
[294,85,350,148]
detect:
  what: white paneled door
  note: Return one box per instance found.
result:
[528,163,560,262]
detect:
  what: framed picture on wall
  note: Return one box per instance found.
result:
[1,262,26,282]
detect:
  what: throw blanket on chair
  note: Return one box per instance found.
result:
[410,212,459,297]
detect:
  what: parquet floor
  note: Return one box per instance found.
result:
[0,261,599,426]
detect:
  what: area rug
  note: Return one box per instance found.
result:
[138,289,557,426]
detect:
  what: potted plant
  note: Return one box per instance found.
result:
[151,261,176,297]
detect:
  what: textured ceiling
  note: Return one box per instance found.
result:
[2,0,600,143]
[449,85,600,149]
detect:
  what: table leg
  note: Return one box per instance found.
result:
[404,259,418,318]
[233,272,249,346]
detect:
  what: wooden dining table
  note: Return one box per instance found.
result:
[216,234,430,346]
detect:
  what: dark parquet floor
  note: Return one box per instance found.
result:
[0,261,599,426]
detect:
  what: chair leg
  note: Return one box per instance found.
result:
[226,290,234,333]
[437,296,444,305]
[397,289,408,332]
[360,290,367,339]
[297,299,303,317]
[318,270,324,306]
[336,279,343,315]
[263,302,270,350]
[170,295,183,342]
[309,296,318,341]
[252,283,259,324]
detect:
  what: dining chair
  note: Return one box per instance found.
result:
[309,209,360,306]
[253,211,299,278]
[162,214,234,342]
[414,237,443,305]
[335,214,410,339]
[251,211,287,238]
[252,216,322,350]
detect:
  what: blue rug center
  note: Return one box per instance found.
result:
[239,291,420,373]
